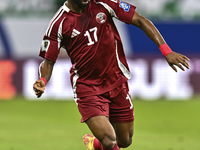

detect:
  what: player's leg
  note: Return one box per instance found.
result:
[109,82,134,148]
[111,121,134,148]
[85,115,119,149]
[77,95,120,150]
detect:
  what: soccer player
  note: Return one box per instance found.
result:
[33,0,190,149]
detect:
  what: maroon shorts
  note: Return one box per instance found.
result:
[76,82,134,123]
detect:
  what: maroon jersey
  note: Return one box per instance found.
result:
[39,0,136,98]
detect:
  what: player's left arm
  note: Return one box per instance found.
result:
[130,11,190,72]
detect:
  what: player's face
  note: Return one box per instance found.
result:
[73,0,90,8]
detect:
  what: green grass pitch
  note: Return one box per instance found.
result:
[0,97,200,150]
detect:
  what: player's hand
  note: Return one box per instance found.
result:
[33,79,46,98]
[165,52,190,72]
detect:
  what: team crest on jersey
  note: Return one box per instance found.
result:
[119,1,130,12]
[96,12,107,24]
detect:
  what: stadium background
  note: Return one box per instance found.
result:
[0,0,200,150]
[0,0,200,100]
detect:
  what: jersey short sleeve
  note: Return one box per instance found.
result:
[39,9,66,62]
[96,0,136,24]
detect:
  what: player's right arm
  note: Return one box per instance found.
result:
[33,58,55,98]
[33,6,66,98]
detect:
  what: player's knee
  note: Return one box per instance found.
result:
[120,137,132,148]
[101,135,117,149]
[118,133,133,148]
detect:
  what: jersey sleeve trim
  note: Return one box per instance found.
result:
[45,9,65,37]
[57,17,65,49]
[96,2,118,19]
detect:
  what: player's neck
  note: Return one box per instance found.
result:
[65,1,86,14]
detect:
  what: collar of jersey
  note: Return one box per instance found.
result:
[62,1,92,14]
[62,3,70,12]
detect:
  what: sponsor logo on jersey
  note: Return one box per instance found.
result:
[71,29,81,38]
[119,1,130,12]
[96,12,107,24]
[41,40,50,52]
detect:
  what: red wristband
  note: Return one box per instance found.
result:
[159,43,173,57]
[40,77,47,85]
